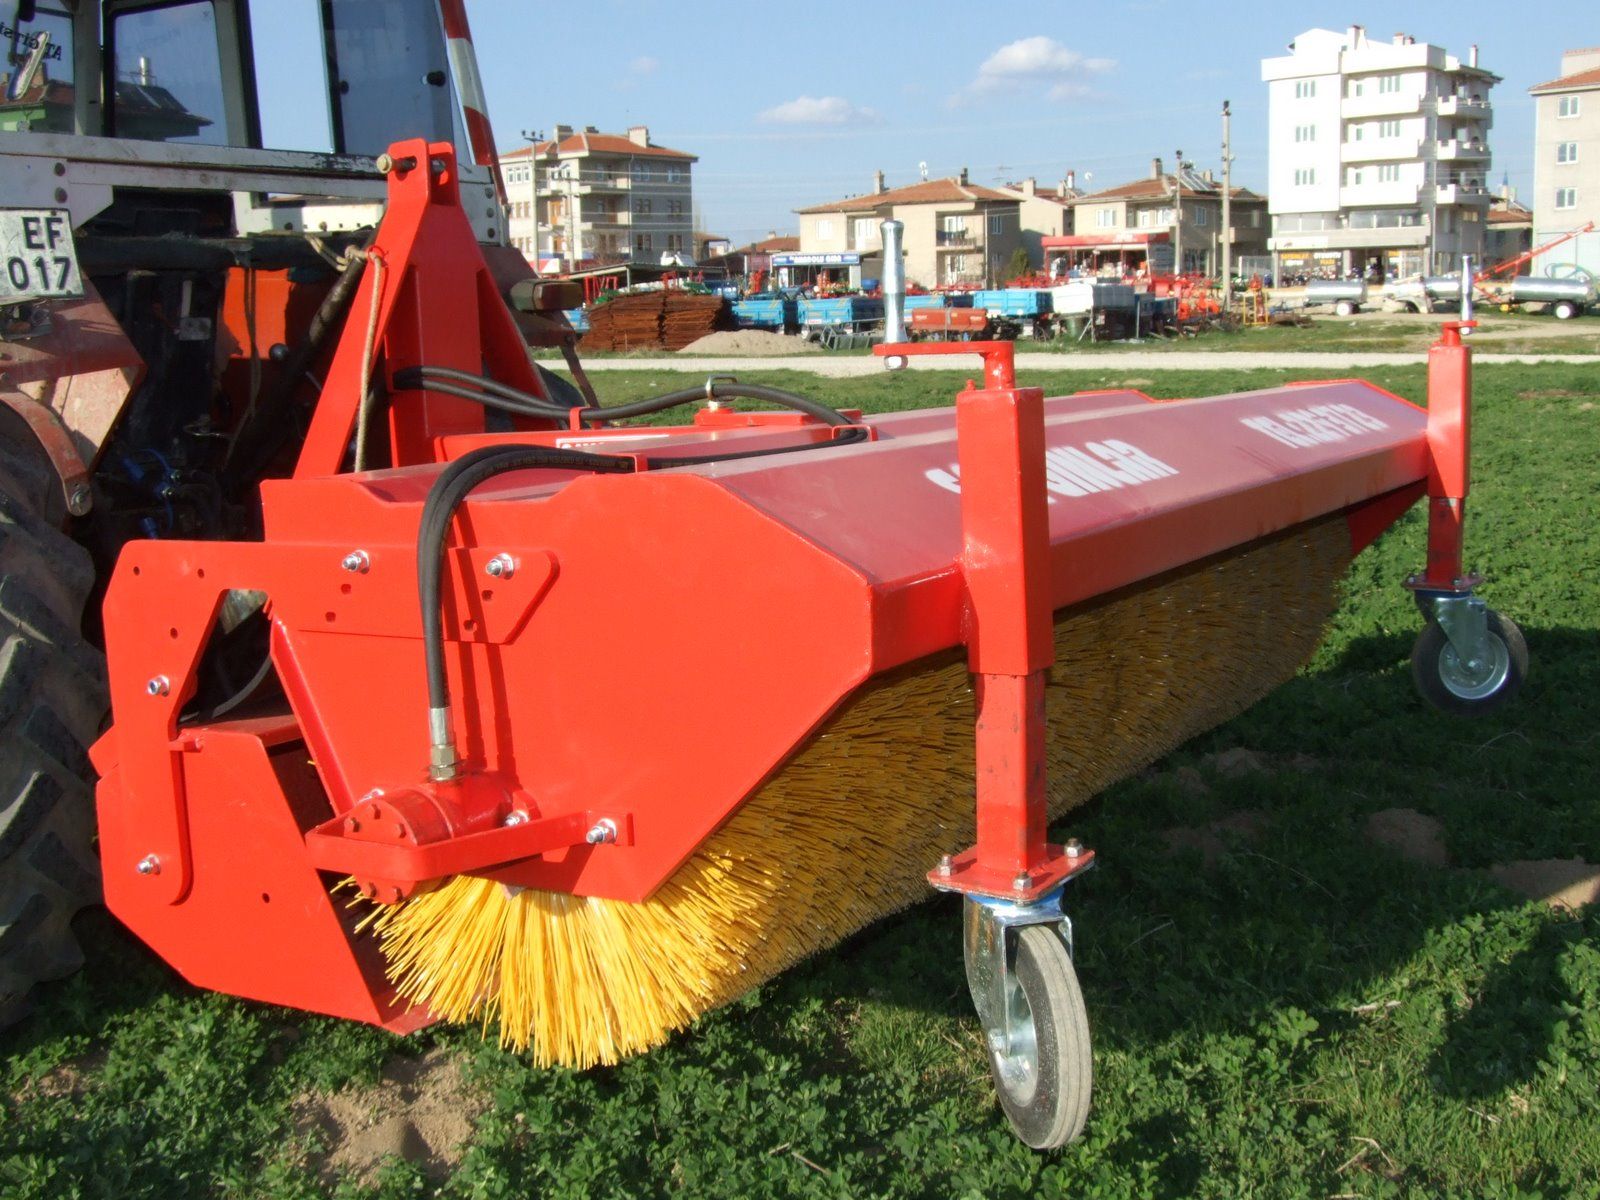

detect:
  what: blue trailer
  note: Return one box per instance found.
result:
[798,296,885,348]
[731,297,798,331]
[971,289,1054,337]
[563,308,590,334]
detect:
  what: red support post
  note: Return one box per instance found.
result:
[1411,321,1479,592]
[872,341,1096,900]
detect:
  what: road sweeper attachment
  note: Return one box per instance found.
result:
[89,143,1524,1150]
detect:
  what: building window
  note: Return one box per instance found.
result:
[1294,124,1316,142]
[1378,74,1401,94]
[668,200,684,216]
[947,254,968,275]
[988,212,1004,235]
[851,216,876,244]
[1378,120,1401,138]
[1348,168,1364,186]
[1349,124,1365,142]
[1558,142,1579,165]
[666,234,683,250]
[815,218,834,238]
[667,165,685,182]
[1556,187,1578,209]
[1249,210,1261,227]
[940,215,967,233]
[1378,163,1400,183]
[1558,95,1581,119]
[635,165,653,182]
[634,233,653,252]
[1294,80,1316,99]
[635,198,653,215]
[1095,209,1115,228]
[1349,79,1365,98]
[1294,168,1316,186]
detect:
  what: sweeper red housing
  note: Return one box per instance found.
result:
[89,142,1521,1146]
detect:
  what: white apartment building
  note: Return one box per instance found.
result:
[1530,49,1600,278]
[1262,26,1499,279]
[497,125,696,272]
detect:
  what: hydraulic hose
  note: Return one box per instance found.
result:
[418,444,635,779]
[392,366,853,428]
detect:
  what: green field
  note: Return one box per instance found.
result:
[4,363,1597,1199]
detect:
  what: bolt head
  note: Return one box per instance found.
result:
[1012,871,1031,891]
[585,818,617,845]
[485,553,515,579]
[503,810,529,827]
[67,484,92,516]
[937,854,954,877]
[341,550,370,573]
[375,153,394,174]
[136,854,161,876]
[146,675,170,697]
[1066,838,1083,858]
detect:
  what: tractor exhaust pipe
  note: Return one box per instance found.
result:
[880,219,907,370]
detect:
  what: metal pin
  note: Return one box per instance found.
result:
[585,818,618,845]
[937,854,954,877]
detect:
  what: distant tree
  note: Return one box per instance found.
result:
[1000,246,1032,284]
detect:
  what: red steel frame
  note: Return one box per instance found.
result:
[1409,320,1478,594]
[91,147,1474,1030]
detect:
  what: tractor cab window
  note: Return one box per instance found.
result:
[320,0,460,155]
[0,3,76,133]
[108,2,228,144]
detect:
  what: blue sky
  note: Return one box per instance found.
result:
[273,1,1597,243]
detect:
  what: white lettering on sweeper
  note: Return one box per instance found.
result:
[925,439,1179,499]
[1240,403,1387,449]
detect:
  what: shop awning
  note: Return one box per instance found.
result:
[1042,232,1170,251]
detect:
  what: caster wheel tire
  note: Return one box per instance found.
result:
[1411,610,1527,717]
[989,924,1092,1150]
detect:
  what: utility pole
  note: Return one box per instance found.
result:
[1221,100,1234,307]
[1172,148,1183,277]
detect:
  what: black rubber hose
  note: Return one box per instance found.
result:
[395,365,852,428]
[417,445,634,724]
[392,373,559,421]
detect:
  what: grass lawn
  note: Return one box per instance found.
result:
[3,363,1597,1199]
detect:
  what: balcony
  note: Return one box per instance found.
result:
[1341,91,1422,119]
[1339,182,1420,208]
[1434,182,1491,205]
[1437,95,1492,120]
[1435,138,1490,161]
[1341,137,1420,163]
[583,212,630,227]
[936,231,976,248]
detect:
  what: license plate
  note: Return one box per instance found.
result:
[0,208,83,304]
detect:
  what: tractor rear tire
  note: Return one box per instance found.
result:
[0,435,105,1027]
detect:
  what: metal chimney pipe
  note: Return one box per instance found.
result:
[880,218,907,370]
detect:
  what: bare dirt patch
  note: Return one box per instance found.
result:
[1162,810,1267,868]
[678,329,821,356]
[292,1047,488,1187]
[10,1050,104,1104]
[1364,808,1451,868]
[1488,859,1600,911]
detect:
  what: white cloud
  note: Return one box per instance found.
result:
[757,95,880,126]
[954,36,1115,104]
[628,55,660,77]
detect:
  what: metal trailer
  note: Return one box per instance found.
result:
[971,289,1053,339]
[731,297,798,332]
[1304,279,1369,316]
[1384,277,1464,314]
[798,296,886,348]
[1503,276,1596,320]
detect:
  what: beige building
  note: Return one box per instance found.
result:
[1530,49,1600,278]
[795,172,1022,288]
[995,177,1081,267]
[1484,192,1533,265]
[498,125,696,271]
[1059,160,1268,275]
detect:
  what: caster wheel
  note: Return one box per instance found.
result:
[1411,610,1527,716]
[989,924,1093,1149]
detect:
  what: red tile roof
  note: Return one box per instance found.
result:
[796,178,1015,214]
[1072,175,1265,204]
[500,132,695,161]
[1487,205,1533,225]
[1530,66,1600,93]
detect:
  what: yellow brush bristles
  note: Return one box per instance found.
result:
[368,519,1350,1066]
